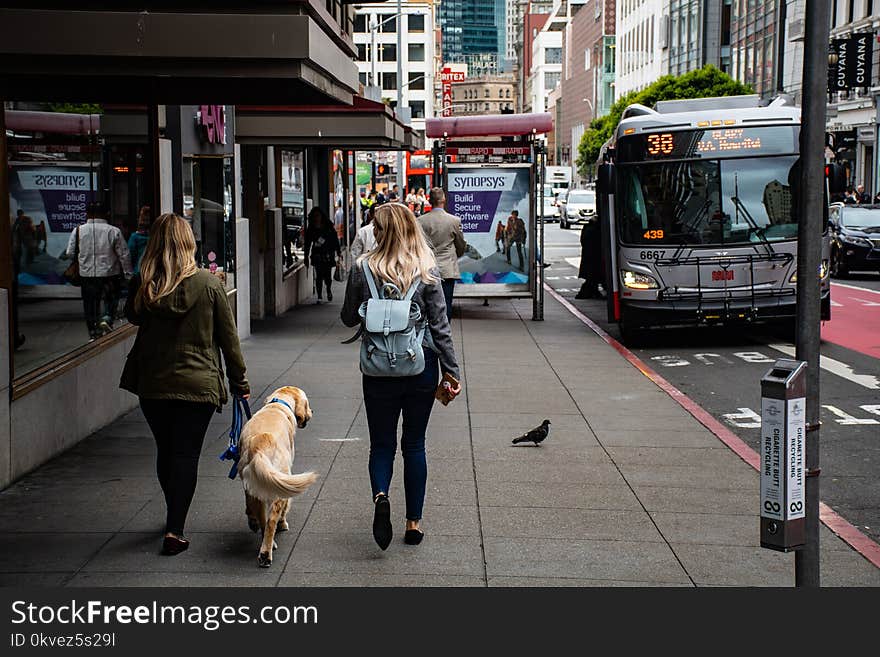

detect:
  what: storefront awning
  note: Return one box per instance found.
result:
[0,8,359,105]
[236,97,421,151]
[426,113,554,139]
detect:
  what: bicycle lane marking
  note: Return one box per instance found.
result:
[544,282,880,570]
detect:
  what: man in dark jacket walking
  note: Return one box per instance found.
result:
[576,216,604,299]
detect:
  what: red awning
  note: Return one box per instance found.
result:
[426,113,553,139]
[5,110,100,135]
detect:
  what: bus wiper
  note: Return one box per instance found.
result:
[731,173,774,255]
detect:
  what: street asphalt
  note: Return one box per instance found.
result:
[0,262,878,586]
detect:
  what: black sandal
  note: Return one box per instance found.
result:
[161,535,190,556]
[372,493,392,551]
[404,529,424,545]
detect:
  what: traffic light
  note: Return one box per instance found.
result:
[376,163,388,176]
[825,162,847,195]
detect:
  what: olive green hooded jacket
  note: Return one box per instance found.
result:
[120,270,249,407]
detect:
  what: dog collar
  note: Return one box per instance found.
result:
[268,398,294,414]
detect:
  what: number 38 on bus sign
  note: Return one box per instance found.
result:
[646,134,675,155]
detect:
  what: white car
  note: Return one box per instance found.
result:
[539,184,559,221]
[560,189,597,229]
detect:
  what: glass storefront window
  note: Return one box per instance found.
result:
[181,155,235,289]
[5,103,154,379]
[281,149,306,273]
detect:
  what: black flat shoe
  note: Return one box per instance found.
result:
[161,535,190,556]
[372,494,392,550]
[404,529,424,545]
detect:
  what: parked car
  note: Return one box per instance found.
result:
[829,203,880,277]
[559,189,597,229]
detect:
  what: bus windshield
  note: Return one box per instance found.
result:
[616,155,801,246]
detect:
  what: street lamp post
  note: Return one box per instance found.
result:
[582,97,594,121]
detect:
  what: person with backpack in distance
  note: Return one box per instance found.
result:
[341,203,461,550]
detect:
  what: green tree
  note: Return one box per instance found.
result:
[48,103,103,115]
[576,65,753,177]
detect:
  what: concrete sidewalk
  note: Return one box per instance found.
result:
[1,293,878,587]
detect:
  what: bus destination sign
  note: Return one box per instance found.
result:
[618,126,798,162]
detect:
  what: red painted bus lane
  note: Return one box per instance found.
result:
[823,283,880,360]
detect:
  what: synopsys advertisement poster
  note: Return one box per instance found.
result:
[447,165,531,290]
[9,165,96,286]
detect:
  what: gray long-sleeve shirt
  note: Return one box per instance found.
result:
[341,263,460,380]
[66,218,133,278]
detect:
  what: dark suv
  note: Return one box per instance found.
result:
[829,203,880,277]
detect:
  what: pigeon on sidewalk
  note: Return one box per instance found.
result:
[511,420,551,446]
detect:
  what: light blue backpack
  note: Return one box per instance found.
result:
[357,261,426,377]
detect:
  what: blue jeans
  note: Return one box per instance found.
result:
[363,350,439,520]
[441,279,455,320]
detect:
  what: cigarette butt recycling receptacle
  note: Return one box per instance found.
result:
[760,358,807,552]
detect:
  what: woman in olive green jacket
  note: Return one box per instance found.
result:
[120,213,249,556]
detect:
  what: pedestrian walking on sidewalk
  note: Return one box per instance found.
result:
[66,202,133,339]
[127,205,152,275]
[576,214,604,299]
[418,189,467,319]
[120,213,250,557]
[304,206,342,302]
[350,206,376,259]
[341,203,462,549]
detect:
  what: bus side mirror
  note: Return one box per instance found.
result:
[597,164,615,194]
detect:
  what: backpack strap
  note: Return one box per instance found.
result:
[403,271,421,302]
[362,260,381,299]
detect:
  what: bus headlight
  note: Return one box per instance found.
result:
[621,269,659,290]
[789,260,829,283]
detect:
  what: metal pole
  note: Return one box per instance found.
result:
[396,0,405,193]
[794,0,831,589]
[371,17,377,87]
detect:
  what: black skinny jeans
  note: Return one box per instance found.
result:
[140,398,216,536]
[314,263,334,299]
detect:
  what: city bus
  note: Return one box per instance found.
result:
[406,150,433,194]
[595,95,831,344]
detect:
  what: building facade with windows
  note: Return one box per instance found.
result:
[729,0,784,98]
[449,75,519,115]
[439,0,500,73]
[353,3,436,133]
[526,1,568,114]
[557,0,616,183]
[615,0,664,98]
[659,0,732,77]
[826,0,880,197]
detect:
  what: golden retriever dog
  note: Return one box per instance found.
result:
[238,386,318,567]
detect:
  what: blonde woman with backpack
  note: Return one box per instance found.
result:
[341,203,461,550]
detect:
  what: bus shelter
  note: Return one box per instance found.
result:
[425,113,553,320]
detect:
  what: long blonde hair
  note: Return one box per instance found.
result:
[361,203,438,292]
[135,212,199,311]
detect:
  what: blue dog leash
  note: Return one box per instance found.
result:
[220,396,252,480]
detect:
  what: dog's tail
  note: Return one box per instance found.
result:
[240,445,318,501]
